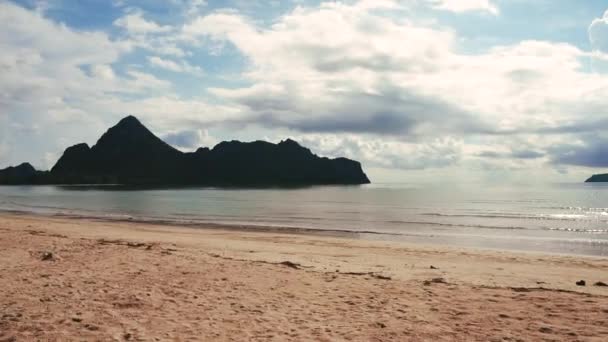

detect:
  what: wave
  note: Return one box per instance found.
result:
[422,212,608,222]
[2,201,74,211]
[545,227,608,233]
[384,220,528,230]
[540,206,608,212]
[3,199,608,236]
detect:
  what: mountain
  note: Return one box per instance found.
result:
[0,163,39,184]
[51,116,184,184]
[0,116,370,186]
[585,174,608,182]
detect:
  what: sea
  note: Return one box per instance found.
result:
[1,182,608,257]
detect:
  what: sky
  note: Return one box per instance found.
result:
[2,0,608,184]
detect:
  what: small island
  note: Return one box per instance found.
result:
[585,174,608,182]
[0,116,370,187]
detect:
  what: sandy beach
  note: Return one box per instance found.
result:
[1,213,607,341]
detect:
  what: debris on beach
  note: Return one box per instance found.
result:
[374,322,387,328]
[97,239,155,250]
[40,251,56,261]
[423,277,447,286]
[372,274,392,280]
[279,261,302,269]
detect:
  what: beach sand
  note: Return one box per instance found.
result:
[0,213,607,341]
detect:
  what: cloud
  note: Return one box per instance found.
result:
[211,85,485,137]
[184,1,608,141]
[550,135,608,168]
[174,0,608,173]
[125,69,172,90]
[184,0,208,17]
[114,11,172,34]
[147,56,204,75]
[589,8,608,72]
[477,150,544,160]
[427,0,499,15]
[90,64,116,81]
[162,128,216,150]
[589,9,608,51]
[0,143,7,161]
[184,4,470,137]
[0,1,136,121]
[0,2,180,167]
[294,134,463,170]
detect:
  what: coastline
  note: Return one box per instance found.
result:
[1,212,607,340]
[3,207,608,258]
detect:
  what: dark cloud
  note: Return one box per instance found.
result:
[227,84,489,137]
[477,151,502,158]
[536,117,608,135]
[472,116,608,136]
[511,150,544,159]
[550,135,608,167]
[258,111,415,135]
[477,150,544,159]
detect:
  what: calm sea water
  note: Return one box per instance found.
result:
[1,183,608,256]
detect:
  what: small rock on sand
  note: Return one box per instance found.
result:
[423,278,447,286]
[84,323,99,331]
[594,281,607,287]
[40,252,55,261]
[576,280,586,286]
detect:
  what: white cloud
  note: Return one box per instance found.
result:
[112,9,193,59]
[0,1,134,120]
[125,69,172,90]
[0,2,186,168]
[154,44,188,57]
[295,134,462,170]
[114,11,172,34]
[147,56,204,75]
[179,0,608,172]
[162,128,216,151]
[427,0,499,15]
[185,0,208,17]
[589,9,608,73]
[91,64,116,81]
[185,2,606,132]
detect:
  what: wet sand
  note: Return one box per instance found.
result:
[1,213,607,341]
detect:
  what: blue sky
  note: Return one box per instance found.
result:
[2,0,608,183]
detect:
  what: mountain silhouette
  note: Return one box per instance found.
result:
[0,162,39,184]
[585,174,608,182]
[0,116,370,186]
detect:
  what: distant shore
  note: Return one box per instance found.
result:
[1,213,607,341]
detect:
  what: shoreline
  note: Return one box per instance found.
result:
[2,208,608,259]
[1,213,608,340]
